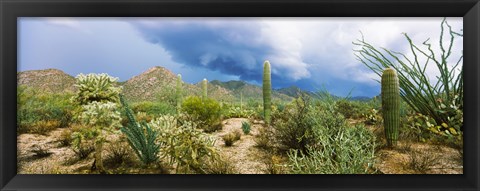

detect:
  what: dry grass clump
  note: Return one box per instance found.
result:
[223,130,242,147]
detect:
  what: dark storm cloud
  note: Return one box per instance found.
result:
[130,20,284,83]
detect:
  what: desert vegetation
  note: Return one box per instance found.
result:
[17,19,463,174]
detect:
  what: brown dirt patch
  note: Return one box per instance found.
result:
[212,118,269,174]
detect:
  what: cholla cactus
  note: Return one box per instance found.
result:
[263,61,272,125]
[382,68,400,147]
[71,73,122,105]
[71,73,122,173]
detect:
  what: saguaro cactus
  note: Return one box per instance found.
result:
[263,61,272,125]
[202,78,208,100]
[381,68,400,147]
[176,74,182,111]
[240,92,243,111]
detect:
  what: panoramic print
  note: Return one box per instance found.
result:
[17,17,463,174]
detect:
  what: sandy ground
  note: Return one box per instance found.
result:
[17,118,463,174]
[211,118,270,174]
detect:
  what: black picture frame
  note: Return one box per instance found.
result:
[1,0,479,190]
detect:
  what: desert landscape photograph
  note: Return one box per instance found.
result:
[17,17,463,174]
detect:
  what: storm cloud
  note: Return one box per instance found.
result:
[130,19,311,84]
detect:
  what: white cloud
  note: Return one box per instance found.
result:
[44,17,91,34]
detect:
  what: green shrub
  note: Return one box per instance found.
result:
[149,116,218,173]
[287,123,376,174]
[17,86,76,134]
[272,96,316,153]
[223,106,255,119]
[241,121,251,135]
[131,101,176,116]
[23,120,61,135]
[254,126,274,149]
[363,108,381,125]
[70,124,96,159]
[334,99,368,119]
[181,96,222,133]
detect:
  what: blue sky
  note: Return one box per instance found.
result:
[18,17,463,97]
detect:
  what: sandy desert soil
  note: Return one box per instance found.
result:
[17,118,463,174]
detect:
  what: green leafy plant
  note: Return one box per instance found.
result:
[354,18,463,138]
[120,94,160,166]
[241,121,251,135]
[272,96,315,153]
[181,96,222,132]
[131,101,176,117]
[334,99,367,119]
[287,123,376,174]
[17,86,76,135]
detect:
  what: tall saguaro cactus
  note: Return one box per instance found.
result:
[263,61,272,125]
[202,78,208,100]
[381,68,400,147]
[176,74,183,111]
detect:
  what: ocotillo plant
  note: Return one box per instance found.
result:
[263,61,272,125]
[176,74,182,111]
[382,68,400,147]
[202,78,208,100]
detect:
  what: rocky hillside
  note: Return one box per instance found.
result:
[17,67,294,102]
[17,69,76,94]
[122,66,188,102]
[211,80,294,102]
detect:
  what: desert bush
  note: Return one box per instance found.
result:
[156,86,178,108]
[104,140,134,168]
[222,132,238,147]
[59,128,74,147]
[355,18,463,139]
[131,101,176,117]
[334,99,368,119]
[201,155,238,174]
[272,96,316,153]
[149,116,218,174]
[223,106,255,119]
[408,150,441,173]
[363,108,382,125]
[181,96,222,133]
[17,87,76,134]
[254,125,275,149]
[287,123,376,174]
[19,120,61,135]
[241,121,251,135]
[264,155,287,174]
